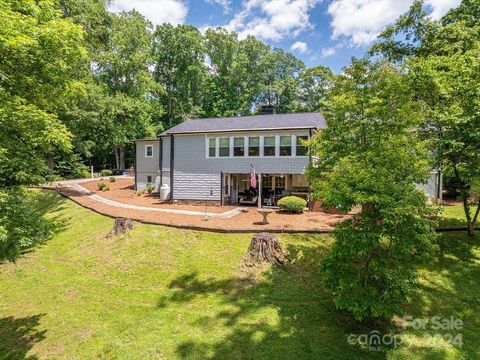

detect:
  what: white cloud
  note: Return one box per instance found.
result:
[206,0,231,14]
[327,0,461,46]
[425,0,461,20]
[224,0,320,42]
[109,0,188,26]
[291,41,308,53]
[321,47,335,57]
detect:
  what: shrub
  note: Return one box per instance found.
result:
[278,196,307,213]
[0,188,50,262]
[100,169,112,177]
[97,181,109,191]
[145,183,155,194]
[72,168,91,179]
[45,174,64,182]
[109,176,116,183]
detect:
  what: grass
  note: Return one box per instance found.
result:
[0,190,479,359]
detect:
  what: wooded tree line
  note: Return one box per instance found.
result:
[6,0,332,174]
[0,0,331,261]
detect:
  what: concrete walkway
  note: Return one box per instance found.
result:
[67,184,244,219]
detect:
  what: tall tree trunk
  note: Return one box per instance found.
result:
[462,197,474,237]
[115,145,125,170]
[47,155,54,175]
[452,164,476,236]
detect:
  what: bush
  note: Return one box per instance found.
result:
[278,196,307,213]
[145,183,155,194]
[72,167,90,179]
[109,176,116,183]
[97,181,109,191]
[100,169,112,177]
[45,174,64,182]
[0,188,50,262]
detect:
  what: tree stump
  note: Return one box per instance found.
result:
[105,217,134,238]
[245,233,286,265]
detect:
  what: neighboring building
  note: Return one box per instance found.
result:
[133,112,442,206]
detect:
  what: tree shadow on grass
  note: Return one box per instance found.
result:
[157,235,387,360]
[0,314,46,360]
[404,231,480,358]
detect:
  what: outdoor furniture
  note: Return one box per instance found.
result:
[257,208,273,224]
[240,195,258,205]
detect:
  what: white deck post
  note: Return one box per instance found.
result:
[258,172,262,208]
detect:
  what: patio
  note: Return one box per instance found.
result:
[52,178,348,233]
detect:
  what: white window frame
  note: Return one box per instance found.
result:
[219,137,230,157]
[233,137,245,157]
[295,134,309,157]
[247,136,260,157]
[145,144,153,158]
[279,135,293,157]
[205,133,309,159]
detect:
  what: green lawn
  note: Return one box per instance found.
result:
[438,205,473,229]
[0,190,478,359]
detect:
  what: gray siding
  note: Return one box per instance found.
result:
[171,131,309,201]
[417,171,442,203]
[162,137,170,170]
[135,140,160,191]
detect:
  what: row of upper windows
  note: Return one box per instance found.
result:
[207,135,309,158]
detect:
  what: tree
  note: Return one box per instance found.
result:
[152,24,207,126]
[297,65,333,112]
[0,0,85,261]
[308,59,436,320]
[95,11,158,170]
[258,48,305,113]
[372,0,480,236]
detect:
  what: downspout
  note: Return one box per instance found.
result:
[437,169,443,204]
[220,171,224,206]
[134,142,137,191]
[159,137,163,189]
[170,134,174,202]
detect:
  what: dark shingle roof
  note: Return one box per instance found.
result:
[159,112,326,136]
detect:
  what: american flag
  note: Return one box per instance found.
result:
[250,164,257,189]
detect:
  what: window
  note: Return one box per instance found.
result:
[263,136,275,156]
[262,175,272,190]
[233,137,244,157]
[296,135,308,156]
[145,145,153,158]
[280,136,292,156]
[208,138,216,157]
[275,176,286,190]
[248,137,260,156]
[147,176,152,183]
[219,138,230,157]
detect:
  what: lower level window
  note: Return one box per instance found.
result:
[147,176,152,183]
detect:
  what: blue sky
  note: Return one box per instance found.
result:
[109,0,461,73]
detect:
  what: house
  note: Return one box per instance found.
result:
[133,111,442,207]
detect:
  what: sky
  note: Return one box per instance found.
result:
[109,0,462,73]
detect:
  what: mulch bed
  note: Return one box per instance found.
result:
[55,184,348,233]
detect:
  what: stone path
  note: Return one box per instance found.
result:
[68,184,244,219]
